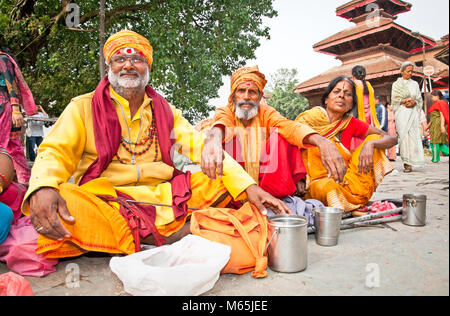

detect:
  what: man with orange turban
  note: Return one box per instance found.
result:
[22,31,290,259]
[201,66,348,201]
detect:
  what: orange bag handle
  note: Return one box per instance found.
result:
[218,203,268,278]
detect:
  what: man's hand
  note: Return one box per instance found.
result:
[201,127,224,180]
[295,179,306,197]
[245,184,292,216]
[29,187,75,240]
[304,134,347,184]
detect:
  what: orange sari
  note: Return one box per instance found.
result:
[296,107,393,212]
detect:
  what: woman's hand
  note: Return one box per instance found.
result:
[12,111,24,128]
[303,134,347,184]
[358,141,375,174]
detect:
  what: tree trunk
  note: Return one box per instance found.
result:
[99,0,106,78]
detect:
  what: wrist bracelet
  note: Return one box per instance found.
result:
[13,111,22,115]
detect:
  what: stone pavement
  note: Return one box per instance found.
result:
[1,156,448,296]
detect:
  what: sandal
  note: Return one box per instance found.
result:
[403,164,412,173]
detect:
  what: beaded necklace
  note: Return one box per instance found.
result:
[114,105,159,164]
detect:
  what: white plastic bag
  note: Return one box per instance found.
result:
[109,235,231,296]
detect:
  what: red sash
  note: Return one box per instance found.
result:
[225,132,306,199]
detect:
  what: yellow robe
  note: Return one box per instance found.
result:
[22,87,256,258]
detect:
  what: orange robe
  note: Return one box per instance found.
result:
[296,107,393,212]
[212,102,316,183]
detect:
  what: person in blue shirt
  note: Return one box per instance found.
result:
[375,95,388,133]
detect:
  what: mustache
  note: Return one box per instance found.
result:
[236,100,259,107]
[119,70,140,77]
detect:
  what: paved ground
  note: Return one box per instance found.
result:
[1,156,448,296]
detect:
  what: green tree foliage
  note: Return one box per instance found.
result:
[265,68,309,120]
[0,0,276,122]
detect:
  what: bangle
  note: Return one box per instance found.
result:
[13,111,22,115]
[0,173,8,188]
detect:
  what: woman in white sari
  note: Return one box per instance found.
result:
[391,62,425,173]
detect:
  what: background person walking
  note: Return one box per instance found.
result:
[26,105,48,162]
[391,62,425,173]
[428,90,449,163]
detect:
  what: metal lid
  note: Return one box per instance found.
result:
[268,215,307,228]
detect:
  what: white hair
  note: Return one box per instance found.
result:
[400,61,415,72]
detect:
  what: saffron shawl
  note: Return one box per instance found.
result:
[225,66,268,183]
[295,106,352,139]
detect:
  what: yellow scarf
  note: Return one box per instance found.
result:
[355,81,380,129]
[296,107,352,139]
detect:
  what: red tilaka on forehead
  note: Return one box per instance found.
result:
[115,47,145,56]
[339,80,351,91]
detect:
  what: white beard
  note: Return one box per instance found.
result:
[235,102,259,121]
[108,67,149,93]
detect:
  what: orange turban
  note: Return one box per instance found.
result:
[103,30,153,65]
[228,65,267,108]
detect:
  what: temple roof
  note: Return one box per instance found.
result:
[313,15,436,56]
[435,46,449,66]
[294,54,417,94]
[336,0,412,20]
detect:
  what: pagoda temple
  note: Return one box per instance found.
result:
[294,0,449,108]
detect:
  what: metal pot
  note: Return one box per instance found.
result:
[266,215,308,273]
[402,194,427,226]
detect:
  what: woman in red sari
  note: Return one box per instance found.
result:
[428,90,449,163]
[296,76,397,213]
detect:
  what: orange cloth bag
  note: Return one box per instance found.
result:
[190,202,269,278]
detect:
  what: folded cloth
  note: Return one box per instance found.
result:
[267,196,324,226]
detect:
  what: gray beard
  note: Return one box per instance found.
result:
[108,67,149,97]
[234,100,259,121]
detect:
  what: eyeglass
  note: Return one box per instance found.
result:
[111,55,147,65]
